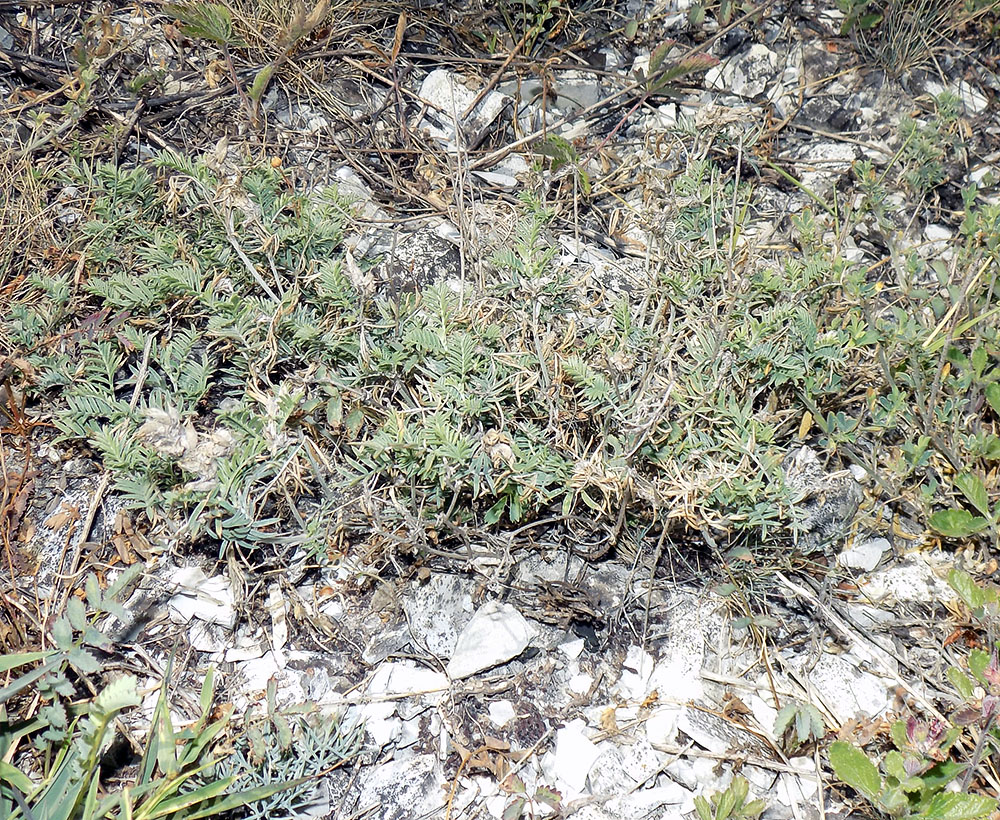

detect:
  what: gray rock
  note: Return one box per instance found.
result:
[782,446,864,553]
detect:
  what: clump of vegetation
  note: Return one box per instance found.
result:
[4,97,1000,573]
[836,0,997,76]
[0,567,322,819]
[828,569,1000,820]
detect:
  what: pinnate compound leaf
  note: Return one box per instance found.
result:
[829,741,881,800]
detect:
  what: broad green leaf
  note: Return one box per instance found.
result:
[947,666,974,699]
[969,648,990,685]
[829,741,881,800]
[986,383,1000,417]
[972,346,988,378]
[919,791,996,819]
[883,750,906,781]
[929,509,989,538]
[948,569,985,609]
[954,473,991,518]
[879,784,909,814]
[694,795,712,820]
[918,759,965,793]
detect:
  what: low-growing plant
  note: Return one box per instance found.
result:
[774,699,826,753]
[693,775,766,820]
[215,678,363,820]
[828,569,1000,819]
[500,774,562,820]
[829,729,994,820]
[0,566,301,820]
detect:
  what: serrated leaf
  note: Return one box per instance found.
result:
[795,706,810,743]
[715,784,738,819]
[93,674,140,715]
[972,346,988,378]
[81,624,112,650]
[694,795,712,820]
[534,785,561,808]
[829,741,881,799]
[105,562,144,601]
[68,646,101,674]
[648,40,674,75]
[773,703,796,737]
[85,573,104,610]
[51,616,74,649]
[929,509,989,538]
[66,596,87,631]
[503,796,527,820]
[883,749,907,781]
